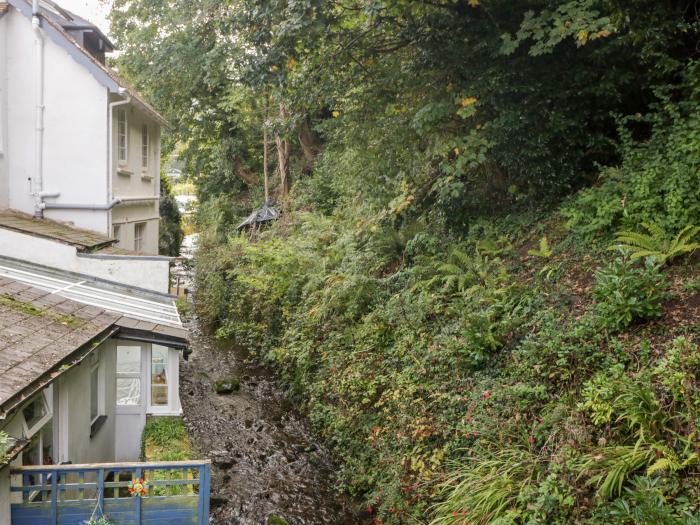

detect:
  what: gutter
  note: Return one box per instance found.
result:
[43,197,122,211]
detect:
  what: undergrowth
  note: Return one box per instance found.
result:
[193,63,700,525]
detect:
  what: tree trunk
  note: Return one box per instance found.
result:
[298,117,320,173]
[275,103,290,196]
[233,157,258,186]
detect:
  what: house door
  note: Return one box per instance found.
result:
[115,343,147,460]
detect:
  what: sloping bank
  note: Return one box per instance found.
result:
[194,84,700,524]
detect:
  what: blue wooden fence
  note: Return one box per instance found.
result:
[10,460,211,525]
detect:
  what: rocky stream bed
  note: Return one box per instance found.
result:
[176,238,364,525]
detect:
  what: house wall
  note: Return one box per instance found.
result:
[59,340,117,464]
[0,228,172,293]
[0,11,8,210]
[111,103,161,255]
[0,466,9,525]
[5,6,110,233]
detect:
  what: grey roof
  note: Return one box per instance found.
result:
[236,202,281,230]
[38,0,114,51]
[8,0,168,126]
[0,209,116,252]
[0,277,121,415]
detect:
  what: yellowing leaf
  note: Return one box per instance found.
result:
[332,110,340,118]
[468,0,480,7]
[460,96,478,107]
[286,57,297,69]
[577,30,589,44]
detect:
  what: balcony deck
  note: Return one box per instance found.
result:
[10,460,211,525]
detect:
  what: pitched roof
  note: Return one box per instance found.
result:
[0,277,120,416]
[8,0,168,126]
[0,209,116,252]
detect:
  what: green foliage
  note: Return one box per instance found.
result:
[0,430,9,461]
[611,223,700,265]
[527,236,553,258]
[592,258,668,330]
[159,173,184,256]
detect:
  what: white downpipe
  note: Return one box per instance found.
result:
[107,91,130,233]
[32,0,45,218]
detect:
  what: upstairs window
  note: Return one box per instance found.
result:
[117,109,128,164]
[134,222,146,252]
[141,124,149,169]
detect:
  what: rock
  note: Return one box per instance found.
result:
[267,515,290,525]
[210,494,229,507]
[213,378,241,394]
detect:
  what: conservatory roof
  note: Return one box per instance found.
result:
[0,257,184,329]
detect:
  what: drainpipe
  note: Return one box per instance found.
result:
[107,90,130,232]
[32,0,45,218]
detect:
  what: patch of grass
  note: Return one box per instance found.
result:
[142,416,191,461]
[142,417,193,496]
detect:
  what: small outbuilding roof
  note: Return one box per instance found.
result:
[236,202,280,230]
[0,209,115,252]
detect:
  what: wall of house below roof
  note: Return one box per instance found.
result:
[0,228,171,293]
[111,204,160,255]
[0,466,9,525]
[5,5,109,232]
[60,339,117,465]
[0,12,8,210]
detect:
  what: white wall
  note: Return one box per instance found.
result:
[59,340,117,464]
[5,7,110,233]
[0,12,8,210]
[0,228,172,293]
[110,103,161,255]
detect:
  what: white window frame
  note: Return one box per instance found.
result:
[134,222,146,252]
[115,344,145,415]
[141,124,149,170]
[117,108,128,164]
[147,345,181,415]
[21,391,52,438]
[113,223,121,242]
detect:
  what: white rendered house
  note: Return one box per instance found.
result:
[0,0,166,255]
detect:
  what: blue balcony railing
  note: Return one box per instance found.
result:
[10,460,211,525]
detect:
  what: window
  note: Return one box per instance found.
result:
[117,108,128,164]
[141,124,149,169]
[134,222,146,252]
[116,345,142,406]
[22,394,51,436]
[150,346,169,406]
[113,223,121,242]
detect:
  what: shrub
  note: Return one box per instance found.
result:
[593,258,668,331]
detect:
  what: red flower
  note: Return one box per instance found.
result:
[481,391,491,400]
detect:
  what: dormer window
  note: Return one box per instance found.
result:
[117,109,128,164]
[141,124,149,169]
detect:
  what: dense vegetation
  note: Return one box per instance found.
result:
[110,1,700,522]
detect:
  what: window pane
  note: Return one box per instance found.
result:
[90,367,99,421]
[117,346,141,374]
[151,346,168,406]
[116,378,141,406]
[22,396,47,430]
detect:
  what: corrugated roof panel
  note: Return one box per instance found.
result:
[0,261,182,328]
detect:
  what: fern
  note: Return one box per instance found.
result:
[610,223,700,264]
[527,236,553,258]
